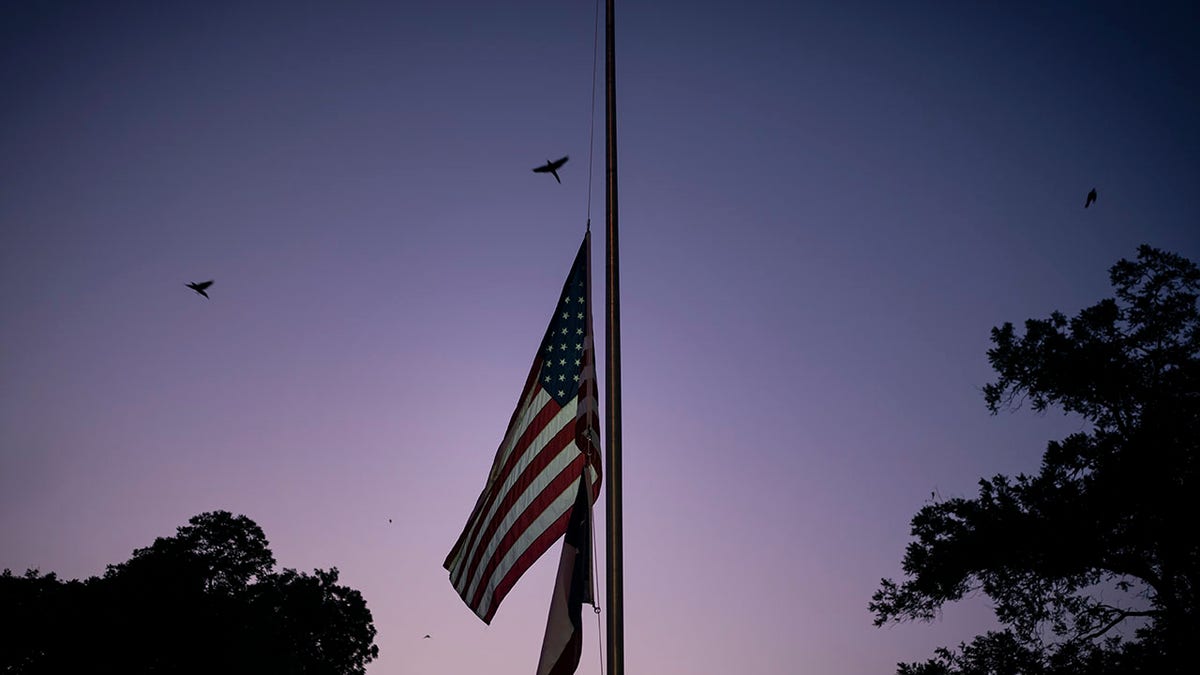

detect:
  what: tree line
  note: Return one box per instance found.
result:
[1,511,378,674]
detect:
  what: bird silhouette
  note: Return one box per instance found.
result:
[532,156,569,183]
[423,634,431,639]
[388,518,393,523]
[1085,188,1097,208]
[186,280,214,299]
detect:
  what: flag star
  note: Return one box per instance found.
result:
[544,375,551,383]
[576,297,584,304]
[575,328,583,335]
[575,343,581,350]
[574,359,580,366]
[561,327,568,335]
[562,312,569,319]
[573,374,579,381]
[558,374,565,381]
[557,389,565,397]
[559,358,566,366]
[560,343,567,350]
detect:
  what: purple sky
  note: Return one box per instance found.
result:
[2,1,1198,673]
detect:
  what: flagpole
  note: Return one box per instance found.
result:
[603,0,624,673]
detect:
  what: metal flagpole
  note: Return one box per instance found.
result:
[603,0,624,673]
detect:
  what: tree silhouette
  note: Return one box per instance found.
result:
[872,246,1198,674]
[1,511,378,674]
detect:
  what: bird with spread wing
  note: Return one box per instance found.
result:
[532,156,569,183]
[186,280,214,299]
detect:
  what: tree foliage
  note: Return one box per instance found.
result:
[0,511,379,674]
[871,246,1199,674]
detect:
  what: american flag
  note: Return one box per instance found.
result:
[444,234,601,624]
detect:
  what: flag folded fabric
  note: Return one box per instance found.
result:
[444,233,601,624]
[535,471,594,675]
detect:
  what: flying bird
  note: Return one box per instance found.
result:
[186,280,214,299]
[423,635,431,639]
[532,156,569,183]
[1085,188,1097,208]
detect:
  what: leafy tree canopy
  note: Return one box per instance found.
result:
[1,511,379,674]
[871,246,1199,674]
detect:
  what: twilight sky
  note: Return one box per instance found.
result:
[1,1,1198,673]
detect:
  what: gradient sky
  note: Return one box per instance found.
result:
[2,1,1198,673]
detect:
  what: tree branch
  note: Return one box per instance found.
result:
[1077,606,1160,642]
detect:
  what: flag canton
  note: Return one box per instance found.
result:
[538,254,588,406]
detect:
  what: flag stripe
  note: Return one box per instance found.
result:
[458,418,579,600]
[449,389,560,586]
[450,390,565,591]
[443,358,545,572]
[481,461,588,622]
[467,447,587,612]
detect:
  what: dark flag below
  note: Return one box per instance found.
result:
[535,472,594,675]
[444,233,601,624]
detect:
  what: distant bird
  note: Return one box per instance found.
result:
[1085,188,1097,208]
[186,280,214,299]
[423,634,431,639]
[532,156,569,184]
[388,518,392,523]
